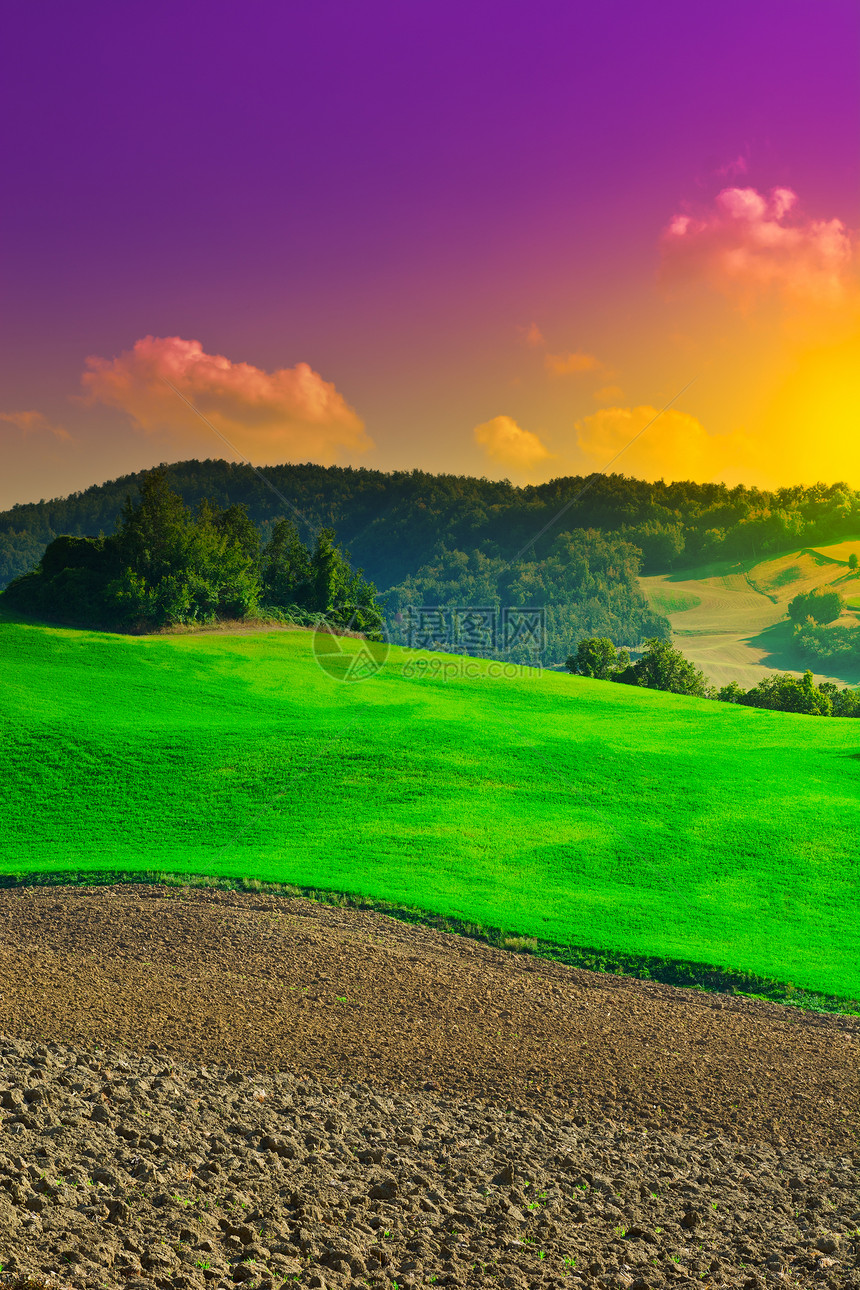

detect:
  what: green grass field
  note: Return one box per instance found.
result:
[1,609,859,1000]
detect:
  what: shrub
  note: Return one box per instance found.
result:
[740,670,832,716]
[612,638,713,698]
[565,637,630,679]
[787,588,844,625]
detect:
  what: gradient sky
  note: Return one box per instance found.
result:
[2,0,859,508]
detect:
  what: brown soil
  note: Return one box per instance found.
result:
[2,1035,858,1290]
[1,885,857,1151]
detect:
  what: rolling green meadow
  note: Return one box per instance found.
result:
[1,607,859,1001]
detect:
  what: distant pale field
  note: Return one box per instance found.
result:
[641,539,860,690]
[1,610,858,1001]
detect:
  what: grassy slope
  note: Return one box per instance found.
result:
[641,539,860,690]
[1,609,858,999]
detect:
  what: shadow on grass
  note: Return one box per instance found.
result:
[745,620,803,670]
[2,868,858,1020]
[654,536,860,588]
[655,555,757,585]
[0,603,56,628]
[747,619,860,686]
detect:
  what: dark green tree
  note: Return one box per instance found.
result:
[114,469,192,586]
[310,528,384,638]
[717,674,857,714]
[787,588,844,625]
[312,528,352,611]
[831,685,860,717]
[565,637,630,679]
[740,670,832,716]
[189,500,262,619]
[3,478,381,637]
[108,480,263,625]
[612,638,713,697]
[261,519,313,608]
[209,502,260,562]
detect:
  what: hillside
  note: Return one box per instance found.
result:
[1,609,858,1001]
[8,461,860,678]
[641,540,860,689]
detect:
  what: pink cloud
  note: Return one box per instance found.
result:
[517,321,545,348]
[0,410,71,441]
[716,154,749,179]
[80,336,371,463]
[662,187,858,307]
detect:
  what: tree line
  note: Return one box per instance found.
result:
[0,464,669,662]
[566,637,860,717]
[2,472,383,636]
[3,459,860,591]
[383,528,669,664]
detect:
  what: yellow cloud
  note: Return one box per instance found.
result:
[575,405,757,484]
[80,335,371,464]
[593,384,625,404]
[544,351,603,376]
[474,415,551,471]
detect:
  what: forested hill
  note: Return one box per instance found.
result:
[3,458,859,591]
[4,461,860,664]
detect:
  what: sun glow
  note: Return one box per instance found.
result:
[759,333,860,484]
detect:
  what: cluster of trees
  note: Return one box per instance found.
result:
[566,637,860,717]
[717,671,860,716]
[793,622,860,667]
[0,528,44,589]
[785,585,860,668]
[787,587,844,625]
[2,472,383,636]
[2,464,672,662]
[566,637,712,697]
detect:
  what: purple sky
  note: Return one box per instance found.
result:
[2,0,858,504]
